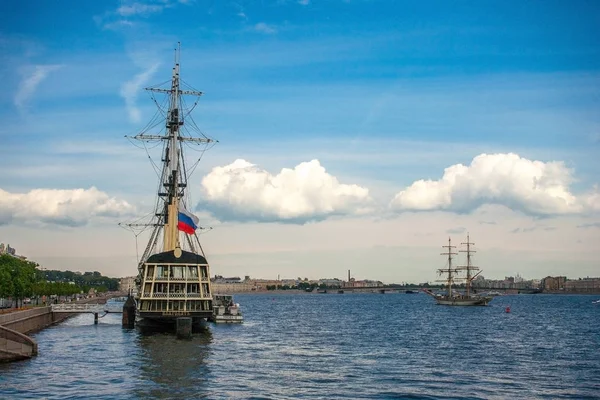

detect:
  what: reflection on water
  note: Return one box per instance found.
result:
[133,330,212,399]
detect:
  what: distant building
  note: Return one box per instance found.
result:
[344,278,383,288]
[0,243,16,256]
[211,275,256,293]
[504,276,515,288]
[120,276,137,294]
[319,278,343,287]
[473,276,540,290]
[250,279,280,291]
[529,279,541,289]
[565,277,600,293]
[541,276,567,292]
[212,281,255,294]
[280,279,298,287]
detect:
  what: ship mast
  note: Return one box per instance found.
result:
[457,234,481,298]
[163,44,183,252]
[125,42,214,260]
[438,237,458,298]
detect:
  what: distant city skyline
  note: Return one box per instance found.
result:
[3,239,598,287]
[0,1,598,283]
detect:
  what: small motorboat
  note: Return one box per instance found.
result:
[209,294,244,323]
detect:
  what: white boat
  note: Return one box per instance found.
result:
[210,295,243,323]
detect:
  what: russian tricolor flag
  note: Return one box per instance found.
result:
[177,204,199,235]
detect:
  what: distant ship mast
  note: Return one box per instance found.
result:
[438,237,458,297]
[456,234,483,297]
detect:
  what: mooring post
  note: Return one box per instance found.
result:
[122,293,136,329]
[94,312,98,325]
[176,317,192,339]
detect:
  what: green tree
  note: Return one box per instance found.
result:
[0,266,14,299]
[0,254,37,307]
[0,255,98,306]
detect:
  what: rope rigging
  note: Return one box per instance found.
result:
[119,61,217,260]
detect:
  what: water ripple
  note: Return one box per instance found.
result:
[1,294,599,399]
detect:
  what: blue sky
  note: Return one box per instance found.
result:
[0,0,598,281]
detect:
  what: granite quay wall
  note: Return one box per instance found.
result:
[0,295,111,334]
[0,324,37,362]
[0,306,77,334]
[0,307,75,362]
[0,297,114,362]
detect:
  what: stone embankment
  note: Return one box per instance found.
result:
[0,296,112,363]
[0,324,38,362]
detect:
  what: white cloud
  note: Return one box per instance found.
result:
[254,23,277,34]
[0,187,135,227]
[120,63,159,123]
[115,1,191,17]
[14,65,62,111]
[390,153,599,216]
[95,1,189,31]
[200,159,373,223]
[102,20,135,31]
[298,0,310,5]
[116,3,166,16]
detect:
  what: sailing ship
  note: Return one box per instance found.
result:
[424,235,492,306]
[121,44,216,329]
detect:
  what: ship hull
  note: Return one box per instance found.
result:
[435,296,491,306]
[136,312,210,332]
[210,315,244,324]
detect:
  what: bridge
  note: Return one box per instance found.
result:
[337,285,421,293]
[472,287,542,295]
[51,303,124,314]
[51,302,124,325]
[337,285,542,294]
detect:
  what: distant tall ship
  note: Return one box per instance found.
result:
[121,44,216,329]
[424,235,492,306]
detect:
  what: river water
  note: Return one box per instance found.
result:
[1,293,599,399]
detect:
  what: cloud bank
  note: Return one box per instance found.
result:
[201,159,372,223]
[0,187,134,227]
[390,153,599,216]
